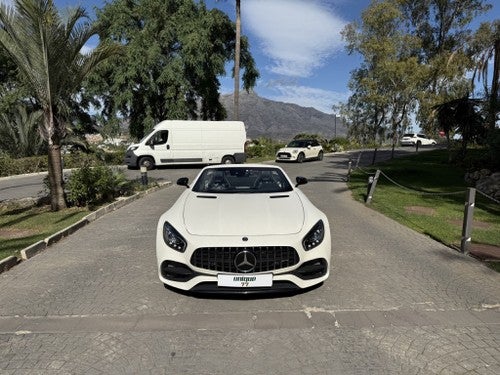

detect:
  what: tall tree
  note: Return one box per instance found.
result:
[343,0,421,150]
[87,0,258,140]
[397,0,491,131]
[469,20,500,131]
[0,0,122,210]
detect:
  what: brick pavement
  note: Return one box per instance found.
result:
[0,152,499,374]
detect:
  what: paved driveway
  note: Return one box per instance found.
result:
[0,152,499,374]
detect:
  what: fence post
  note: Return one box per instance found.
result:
[371,148,378,165]
[460,188,476,255]
[365,170,380,204]
[355,152,362,168]
[347,161,352,181]
[140,166,148,186]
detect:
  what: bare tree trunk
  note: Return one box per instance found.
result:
[489,38,500,130]
[233,0,241,121]
[47,143,67,211]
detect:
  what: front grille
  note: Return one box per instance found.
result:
[191,246,299,273]
[277,153,291,158]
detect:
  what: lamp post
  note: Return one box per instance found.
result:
[334,114,337,139]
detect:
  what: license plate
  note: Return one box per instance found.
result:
[217,273,273,287]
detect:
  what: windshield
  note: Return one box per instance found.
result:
[287,140,308,148]
[192,167,293,194]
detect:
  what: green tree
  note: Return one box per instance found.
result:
[343,0,421,152]
[469,20,500,131]
[86,0,258,140]
[0,42,27,114]
[342,0,492,149]
[397,0,491,132]
[0,0,122,210]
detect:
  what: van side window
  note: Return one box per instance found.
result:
[150,130,169,145]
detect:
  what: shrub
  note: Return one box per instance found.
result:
[65,165,133,207]
[246,138,283,159]
[0,155,47,176]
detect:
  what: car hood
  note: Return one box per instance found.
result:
[182,192,304,236]
[278,147,302,153]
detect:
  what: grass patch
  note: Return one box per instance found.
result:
[348,149,500,250]
[0,204,90,260]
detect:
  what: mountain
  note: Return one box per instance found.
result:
[220,91,346,141]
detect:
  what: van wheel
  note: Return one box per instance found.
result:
[139,156,155,170]
[297,153,305,163]
[222,156,235,164]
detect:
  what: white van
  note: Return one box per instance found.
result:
[124,120,247,169]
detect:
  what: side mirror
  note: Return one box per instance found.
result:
[177,177,190,188]
[295,176,308,187]
[307,145,312,149]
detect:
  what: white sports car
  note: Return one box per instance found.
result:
[156,164,331,294]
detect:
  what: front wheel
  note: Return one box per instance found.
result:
[221,156,235,164]
[297,153,305,163]
[317,151,324,161]
[139,156,155,170]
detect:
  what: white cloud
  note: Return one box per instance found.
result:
[243,0,346,78]
[267,83,349,114]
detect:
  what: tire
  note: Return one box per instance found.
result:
[317,151,324,161]
[221,156,235,164]
[297,153,305,163]
[139,156,155,170]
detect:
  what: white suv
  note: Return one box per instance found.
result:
[401,133,437,147]
[276,139,324,163]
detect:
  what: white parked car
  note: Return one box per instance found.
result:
[156,164,331,294]
[276,139,324,162]
[401,133,437,147]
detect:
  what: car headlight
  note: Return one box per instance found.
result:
[163,222,187,252]
[292,149,299,154]
[128,145,139,151]
[302,220,325,251]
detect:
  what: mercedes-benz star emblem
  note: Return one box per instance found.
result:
[234,250,257,273]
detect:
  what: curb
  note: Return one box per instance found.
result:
[0,181,172,274]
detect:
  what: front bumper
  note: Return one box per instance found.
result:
[124,149,138,167]
[156,231,331,294]
[276,152,298,161]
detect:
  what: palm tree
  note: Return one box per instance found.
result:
[0,104,44,157]
[233,0,241,121]
[434,96,486,161]
[0,0,122,210]
[216,0,242,120]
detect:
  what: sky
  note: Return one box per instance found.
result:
[2,0,500,114]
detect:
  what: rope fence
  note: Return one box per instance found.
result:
[347,150,499,255]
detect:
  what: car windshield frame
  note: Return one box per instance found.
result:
[192,167,294,194]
